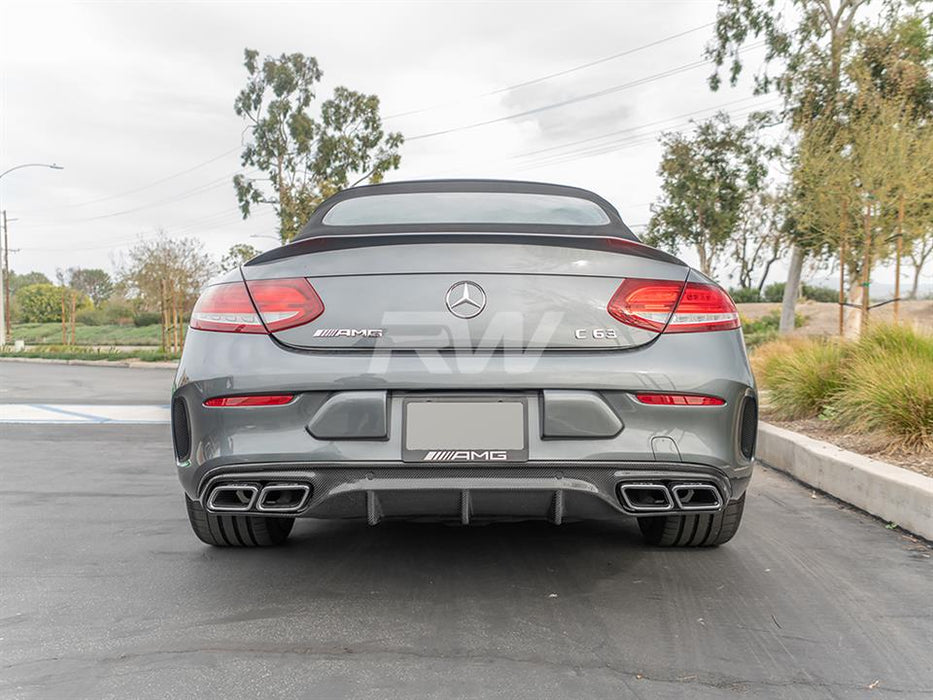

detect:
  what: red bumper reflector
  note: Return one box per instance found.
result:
[634,393,725,406]
[204,394,295,407]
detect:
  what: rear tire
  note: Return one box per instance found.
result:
[185,495,294,547]
[637,494,745,547]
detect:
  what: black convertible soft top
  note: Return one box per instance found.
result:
[294,179,638,241]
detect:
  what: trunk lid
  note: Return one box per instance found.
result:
[242,234,689,351]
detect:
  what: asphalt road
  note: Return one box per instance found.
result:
[1,362,931,699]
[0,361,173,404]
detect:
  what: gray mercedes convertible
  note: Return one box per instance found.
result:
[171,179,757,547]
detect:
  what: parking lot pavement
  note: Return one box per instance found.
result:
[0,419,930,699]
[0,361,174,404]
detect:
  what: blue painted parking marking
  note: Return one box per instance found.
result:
[0,404,171,424]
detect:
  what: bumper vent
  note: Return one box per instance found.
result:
[172,397,191,462]
[740,396,758,460]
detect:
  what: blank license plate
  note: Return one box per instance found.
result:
[403,399,527,463]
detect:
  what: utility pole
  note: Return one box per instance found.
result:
[0,163,64,346]
[3,210,10,339]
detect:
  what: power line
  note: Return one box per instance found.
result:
[513,100,783,172]
[405,41,766,142]
[24,146,241,214]
[19,169,259,229]
[510,95,769,160]
[412,95,778,178]
[383,22,714,120]
[406,59,708,141]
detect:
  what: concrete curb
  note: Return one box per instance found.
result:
[757,422,933,541]
[0,357,178,370]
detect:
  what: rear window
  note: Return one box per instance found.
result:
[321,192,611,226]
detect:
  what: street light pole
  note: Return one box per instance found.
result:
[0,162,64,347]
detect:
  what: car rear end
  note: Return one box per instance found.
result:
[171,181,757,547]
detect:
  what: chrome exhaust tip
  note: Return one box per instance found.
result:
[670,483,723,511]
[618,483,674,512]
[256,483,311,513]
[207,483,259,512]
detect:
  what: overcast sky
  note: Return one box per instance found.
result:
[2,0,919,291]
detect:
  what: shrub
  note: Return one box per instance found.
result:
[852,323,933,360]
[75,309,106,326]
[99,301,135,325]
[832,349,933,448]
[133,311,162,327]
[754,323,933,449]
[15,284,91,323]
[802,284,838,303]
[759,282,840,304]
[729,287,762,303]
[740,311,806,348]
[755,338,845,419]
[762,282,785,303]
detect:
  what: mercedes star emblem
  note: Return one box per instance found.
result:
[445,281,487,319]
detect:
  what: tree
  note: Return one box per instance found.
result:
[118,232,216,351]
[16,284,90,323]
[65,268,113,306]
[645,112,770,278]
[908,227,933,298]
[9,270,51,294]
[220,243,262,272]
[233,49,404,242]
[729,188,789,293]
[706,0,873,331]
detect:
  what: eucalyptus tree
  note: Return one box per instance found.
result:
[706,0,873,331]
[646,112,771,278]
[233,49,404,242]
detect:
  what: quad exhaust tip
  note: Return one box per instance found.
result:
[257,483,311,513]
[670,483,722,511]
[207,483,259,512]
[617,482,724,513]
[618,483,674,512]
[205,482,312,514]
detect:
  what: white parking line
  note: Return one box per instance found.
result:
[0,404,170,424]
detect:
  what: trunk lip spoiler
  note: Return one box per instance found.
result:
[246,232,686,268]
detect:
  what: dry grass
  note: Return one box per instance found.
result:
[753,323,933,450]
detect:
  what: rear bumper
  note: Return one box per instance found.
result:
[171,328,756,520]
[194,463,749,523]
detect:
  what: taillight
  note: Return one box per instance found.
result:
[189,279,323,334]
[190,282,267,333]
[245,278,324,332]
[634,393,725,406]
[607,279,739,333]
[204,394,295,407]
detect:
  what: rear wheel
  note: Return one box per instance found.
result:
[185,495,294,547]
[637,494,745,547]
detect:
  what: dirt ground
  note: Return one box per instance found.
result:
[737,299,933,335]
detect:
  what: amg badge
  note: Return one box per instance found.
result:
[422,450,509,462]
[313,328,384,338]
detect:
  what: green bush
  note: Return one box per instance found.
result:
[802,284,838,303]
[762,282,785,303]
[14,284,91,323]
[133,311,162,327]
[75,309,106,326]
[760,282,839,304]
[729,287,762,303]
[99,301,135,325]
[740,311,806,348]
